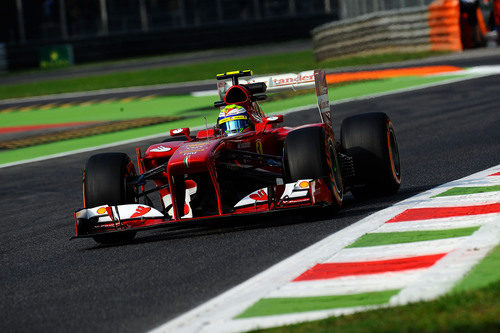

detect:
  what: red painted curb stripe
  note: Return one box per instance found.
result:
[0,122,98,134]
[489,172,500,176]
[387,203,500,223]
[293,253,447,282]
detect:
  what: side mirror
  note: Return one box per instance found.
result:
[255,115,284,132]
[263,115,283,125]
[170,127,191,141]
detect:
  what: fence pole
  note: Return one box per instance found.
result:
[253,0,261,19]
[139,0,149,31]
[216,0,223,23]
[15,0,26,43]
[353,0,360,17]
[289,0,296,15]
[338,0,348,19]
[361,0,367,15]
[324,0,332,13]
[99,0,108,35]
[58,0,68,39]
[178,0,186,27]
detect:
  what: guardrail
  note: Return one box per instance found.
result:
[313,0,462,61]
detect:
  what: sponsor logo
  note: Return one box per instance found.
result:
[150,146,172,153]
[97,207,107,214]
[179,141,212,155]
[249,189,268,201]
[267,116,279,122]
[184,156,190,167]
[298,181,309,189]
[182,142,211,150]
[272,73,315,86]
[218,115,247,124]
[130,205,151,218]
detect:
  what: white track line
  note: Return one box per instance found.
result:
[1,70,497,169]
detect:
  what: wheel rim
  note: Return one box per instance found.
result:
[387,125,401,183]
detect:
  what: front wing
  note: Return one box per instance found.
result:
[73,179,333,239]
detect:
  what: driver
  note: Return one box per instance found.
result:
[217,104,252,136]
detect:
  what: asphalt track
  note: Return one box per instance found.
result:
[1,71,499,331]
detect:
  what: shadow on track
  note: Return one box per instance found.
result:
[78,184,439,251]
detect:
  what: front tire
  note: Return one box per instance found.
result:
[83,152,137,244]
[341,112,401,198]
[284,126,343,209]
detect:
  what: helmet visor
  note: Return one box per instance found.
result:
[220,119,249,135]
[218,115,249,135]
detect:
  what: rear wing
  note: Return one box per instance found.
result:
[216,70,333,131]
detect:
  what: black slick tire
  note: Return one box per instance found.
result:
[284,126,343,210]
[83,152,137,244]
[341,112,401,198]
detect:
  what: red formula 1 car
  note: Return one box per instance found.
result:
[74,69,401,244]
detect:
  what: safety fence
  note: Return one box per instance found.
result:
[313,0,462,61]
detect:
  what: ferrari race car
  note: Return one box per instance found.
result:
[74,69,401,244]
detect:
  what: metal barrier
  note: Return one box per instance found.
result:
[313,7,430,61]
[313,0,462,61]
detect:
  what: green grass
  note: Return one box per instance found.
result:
[250,280,500,333]
[237,290,399,319]
[0,50,446,100]
[347,227,480,248]
[0,95,215,126]
[0,74,464,165]
[453,243,500,292]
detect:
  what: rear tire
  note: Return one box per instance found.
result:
[83,152,137,244]
[284,126,343,209]
[341,112,401,198]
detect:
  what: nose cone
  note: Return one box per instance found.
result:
[167,140,222,175]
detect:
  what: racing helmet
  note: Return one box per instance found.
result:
[217,104,251,136]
